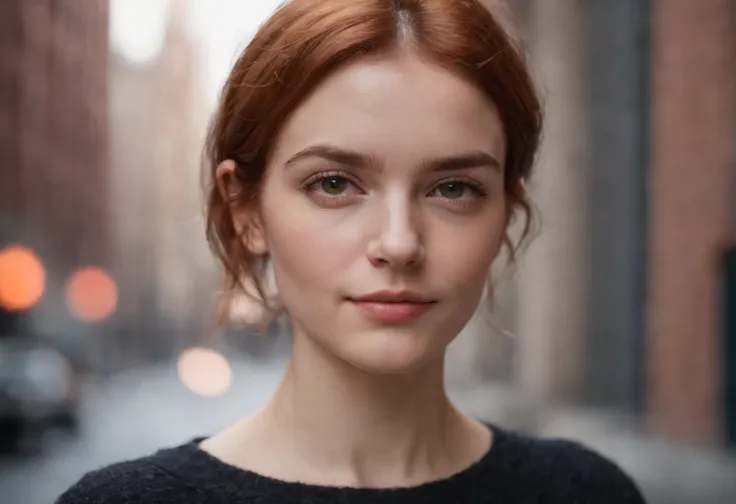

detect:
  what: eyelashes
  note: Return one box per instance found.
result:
[428,179,488,200]
[300,170,491,209]
[301,171,365,205]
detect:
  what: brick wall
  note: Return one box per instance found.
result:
[0,0,109,270]
[648,0,735,444]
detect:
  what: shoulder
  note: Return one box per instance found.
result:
[54,445,208,504]
[534,436,646,500]
[493,427,648,503]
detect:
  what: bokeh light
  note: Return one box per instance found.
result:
[0,244,46,311]
[177,347,233,397]
[66,266,119,322]
[230,293,266,325]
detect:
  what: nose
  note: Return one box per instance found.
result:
[367,197,425,269]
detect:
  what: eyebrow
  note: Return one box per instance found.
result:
[284,144,501,172]
[285,144,375,168]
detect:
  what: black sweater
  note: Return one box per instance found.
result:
[55,424,647,503]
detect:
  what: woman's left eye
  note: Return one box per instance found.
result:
[429,181,484,200]
[318,176,352,196]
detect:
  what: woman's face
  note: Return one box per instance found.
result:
[233,52,507,374]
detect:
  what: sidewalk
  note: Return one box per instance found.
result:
[449,383,736,504]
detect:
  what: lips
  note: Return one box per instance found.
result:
[350,290,433,304]
[348,290,436,323]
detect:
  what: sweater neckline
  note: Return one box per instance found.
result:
[155,423,510,503]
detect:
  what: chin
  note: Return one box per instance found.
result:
[335,328,445,375]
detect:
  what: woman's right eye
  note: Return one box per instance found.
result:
[303,173,363,202]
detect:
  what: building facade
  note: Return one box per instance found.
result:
[647,0,735,444]
[108,0,215,367]
[0,1,110,340]
[456,0,736,449]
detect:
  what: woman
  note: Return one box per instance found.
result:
[58,0,647,502]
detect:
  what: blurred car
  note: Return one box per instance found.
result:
[0,333,81,454]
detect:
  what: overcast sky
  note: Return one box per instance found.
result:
[110,0,284,104]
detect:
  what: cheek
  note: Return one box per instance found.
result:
[261,201,365,295]
[433,211,506,288]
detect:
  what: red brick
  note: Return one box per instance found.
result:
[648,0,735,444]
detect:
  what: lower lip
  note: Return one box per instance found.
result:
[349,300,434,323]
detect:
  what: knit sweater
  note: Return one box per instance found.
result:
[55,424,647,503]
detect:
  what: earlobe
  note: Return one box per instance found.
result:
[243,219,269,256]
[215,159,269,256]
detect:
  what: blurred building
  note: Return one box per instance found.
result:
[647,0,735,446]
[0,1,110,340]
[455,0,736,450]
[108,38,163,366]
[149,0,216,352]
[108,0,214,369]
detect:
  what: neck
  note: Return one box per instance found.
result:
[237,332,489,487]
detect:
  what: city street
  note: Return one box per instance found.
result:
[0,355,286,504]
[1,354,735,504]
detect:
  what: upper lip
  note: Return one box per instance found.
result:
[350,290,435,304]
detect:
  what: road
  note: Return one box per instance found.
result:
[1,354,735,504]
[0,355,286,504]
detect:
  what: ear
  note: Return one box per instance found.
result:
[215,160,269,256]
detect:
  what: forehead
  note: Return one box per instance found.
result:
[270,52,506,166]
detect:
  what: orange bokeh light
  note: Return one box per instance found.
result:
[66,266,118,322]
[0,245,46,311]
[177,347,233,397]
